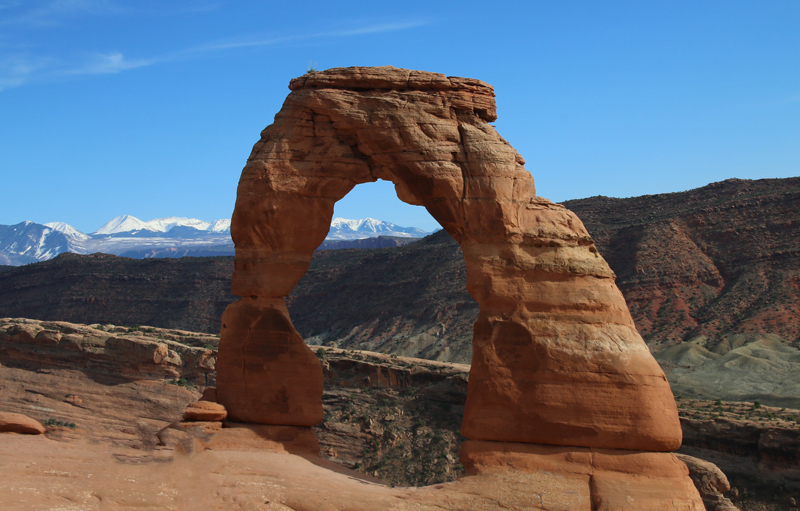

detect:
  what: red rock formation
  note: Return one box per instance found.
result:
[183,401,227,422]
[219,66,681,453]
[219,300,323,425]
[461,441,704,510]
[0,412,45,434]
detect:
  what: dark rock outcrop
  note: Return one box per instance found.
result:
[0,253,235,334]
[676,453,740,511]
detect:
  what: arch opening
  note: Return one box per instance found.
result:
[311,346,468,486]
[291,179,474,363]
[272,178,474,486]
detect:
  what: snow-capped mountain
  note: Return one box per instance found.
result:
[327,217,430,240]
[208,219,231,233]
[92,215,151,235]
[0,216,431,265]
[93,215,232,237]
[44,222,92,241]
[0,222,71,265]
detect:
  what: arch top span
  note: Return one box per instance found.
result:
[217,66,682,453]
[232,67,539,296]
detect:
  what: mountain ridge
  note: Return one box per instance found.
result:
[0,216,431,265]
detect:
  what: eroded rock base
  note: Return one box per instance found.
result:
[203,423,320,457]
[461,440,705,510]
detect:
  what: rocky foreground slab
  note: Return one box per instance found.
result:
[0,318,692,509]
[4,318,800,508]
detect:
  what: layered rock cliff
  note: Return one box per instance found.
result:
[0,253,234,333]
[0,317,216,382]
[565,177,800,349]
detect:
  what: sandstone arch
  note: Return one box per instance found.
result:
[217,66,682,452]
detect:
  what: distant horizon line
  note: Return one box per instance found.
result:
[3,215,437,235]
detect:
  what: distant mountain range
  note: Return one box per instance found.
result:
[326,218,428,240]
[0,215,432,265]
[91,215,232,237]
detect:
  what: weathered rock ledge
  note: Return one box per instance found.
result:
[0,318,216,382]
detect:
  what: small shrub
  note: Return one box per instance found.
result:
[316,348,326,359]
[44,418,76,429]
[168,378,195,389]
[754,401,762,409]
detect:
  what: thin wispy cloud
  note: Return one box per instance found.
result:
[0,0,123,27]
[0,18,431,91]
[62,52,152,75]
[0,1,24,11]
[0,51,152,91]
[191,20,429,53]
[0,54,44,90]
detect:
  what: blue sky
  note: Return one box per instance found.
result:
[1,0,798,233]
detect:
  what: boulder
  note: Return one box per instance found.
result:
[676,453,741,511]
[184,401,227,422]
[0,412,45,434]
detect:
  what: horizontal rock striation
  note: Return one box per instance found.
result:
[565,177,800,349]
[0,252,235,334]
[680,415,800,491]
[461,441,703,510]
[0,318,216,382]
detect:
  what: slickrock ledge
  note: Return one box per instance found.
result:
[0,317,216,382]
